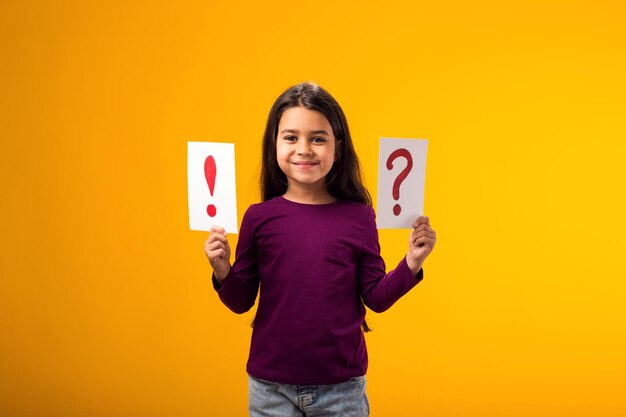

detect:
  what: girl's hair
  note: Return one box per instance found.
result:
[259,82,373,332]
[260,81,372,206]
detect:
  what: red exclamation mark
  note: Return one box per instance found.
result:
[204,156,217,217]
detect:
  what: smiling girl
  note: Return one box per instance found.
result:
[205,82,436,416]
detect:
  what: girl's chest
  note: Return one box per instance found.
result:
[255,215,363,267]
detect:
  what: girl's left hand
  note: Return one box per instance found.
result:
[406,216,437,274]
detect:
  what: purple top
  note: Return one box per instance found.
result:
[213,196,423,385]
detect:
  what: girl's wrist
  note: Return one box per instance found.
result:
[405,254,423,276]
[214,265,231,284]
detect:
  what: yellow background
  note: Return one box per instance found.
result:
[1,1,625,416]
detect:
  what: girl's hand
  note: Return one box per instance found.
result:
[406,216,437,275]
[204,225,231,283]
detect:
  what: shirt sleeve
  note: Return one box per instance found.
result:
[212,205,260,314]
[357,206,423,313]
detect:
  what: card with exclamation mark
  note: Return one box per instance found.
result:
[187,142,238,233]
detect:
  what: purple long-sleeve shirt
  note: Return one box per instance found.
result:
[213,196,423,385]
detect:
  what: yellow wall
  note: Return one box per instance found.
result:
[1,1,625,416]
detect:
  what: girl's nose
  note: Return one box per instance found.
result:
[297,141,312,155]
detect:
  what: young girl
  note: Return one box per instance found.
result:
[205,82,436,416]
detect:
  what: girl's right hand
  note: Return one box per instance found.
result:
[204,225,231,283]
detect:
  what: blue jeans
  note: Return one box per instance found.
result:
[248,374,370,417]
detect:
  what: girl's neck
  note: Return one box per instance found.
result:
[282,183,336,205]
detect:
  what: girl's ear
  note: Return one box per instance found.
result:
[335,140,343,161]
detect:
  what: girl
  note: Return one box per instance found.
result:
[205,82,436,416]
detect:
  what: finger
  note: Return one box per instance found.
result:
[209,239,229,251]
[410,229,436,240]
[413,216,429,228]
[410,233,436,246]
[207,233,229,246]
[208,249,228,262]
[412,235,433,249]
[210,225,226,236]
[412,228,436,237]
[413,216,425,228]
[411,217,422,229]
[413,224,432,233]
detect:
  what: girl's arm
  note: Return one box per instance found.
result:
[358,208,436,313]
[204,208,261,314]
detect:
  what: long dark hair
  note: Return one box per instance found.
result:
[261,82,371,206]
[259,82,373,332]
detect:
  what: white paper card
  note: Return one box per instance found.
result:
[377,138,428,229]
[187,142,238,233]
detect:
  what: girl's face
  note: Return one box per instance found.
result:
[276,106,340,193]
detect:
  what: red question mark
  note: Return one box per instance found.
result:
[386,148,413,216]
[204,155,217,217]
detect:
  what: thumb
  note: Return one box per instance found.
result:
[210,225,226,236]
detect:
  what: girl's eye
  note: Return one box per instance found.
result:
[284,136,297,142]
[312,137,327,143]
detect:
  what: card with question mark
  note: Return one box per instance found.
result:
[376,138,428,229]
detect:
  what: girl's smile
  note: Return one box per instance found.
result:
[292,160,318,168]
